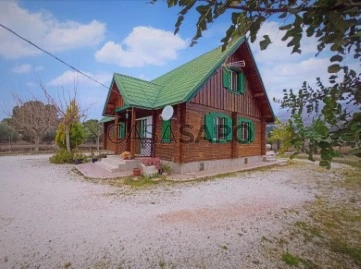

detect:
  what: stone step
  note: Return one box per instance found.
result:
[101,157,124,167]
[95,161,119,173]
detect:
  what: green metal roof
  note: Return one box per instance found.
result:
[113,74,162,109]
[99,116,114,123]
[104,37,246,113]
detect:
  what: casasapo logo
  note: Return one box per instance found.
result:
[107,123,253,144]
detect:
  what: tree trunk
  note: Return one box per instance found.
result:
[65,125,71,152]
[96,136,100,153]
[34,135,40,152]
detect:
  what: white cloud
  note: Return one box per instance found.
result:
[48,70,111,87]
[35,66,44,72]
[0,2,106,59]
[95,26,187,67]
[249,21,332,104]
[11,64,32,74]
[250,21,319,63]
[11,63,44,74]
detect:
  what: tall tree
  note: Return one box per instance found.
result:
[11,98,58,152]
[84,119,103,153]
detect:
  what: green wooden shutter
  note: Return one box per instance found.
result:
[205,113,215,142]
[161,120,171,143]
[222,68,231,89]
[118,122,126,138]
[225,115,233,141]
[237,118,247,144]
[238,72,246,94]
[250,120,255,142]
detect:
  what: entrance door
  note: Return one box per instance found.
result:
[136,116,153,156]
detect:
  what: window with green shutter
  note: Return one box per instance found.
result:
[222,67,246,94]
[118,122,126,139]
[204,112,232,143]
[237,118,255,143]
[161,120,171,143]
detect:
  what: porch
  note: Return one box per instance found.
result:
[104,107,156,157]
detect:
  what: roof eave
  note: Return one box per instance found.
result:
[244,41,275,122]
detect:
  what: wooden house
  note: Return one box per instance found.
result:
[101,37,274,173]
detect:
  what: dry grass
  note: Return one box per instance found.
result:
[260,163,361,268]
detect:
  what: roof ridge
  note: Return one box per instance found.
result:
[151,36,246,108]
[114,73,163,87]
[150,44,225,107]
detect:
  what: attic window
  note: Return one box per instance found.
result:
[223,68,246,94]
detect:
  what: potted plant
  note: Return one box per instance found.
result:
[159,163,171,176]
[133,167,141,177]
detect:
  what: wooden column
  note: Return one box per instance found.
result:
[261,119,266,155]
[151,110,156,157]
[114,114,119,154]
[231,111,238,159]
[175,104,183,163]
[130,108,136,156]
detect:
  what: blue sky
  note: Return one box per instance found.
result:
[0,0,342,120]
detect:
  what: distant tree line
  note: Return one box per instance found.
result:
[0,99,103,153]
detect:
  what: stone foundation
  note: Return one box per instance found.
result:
[164,156,264,174]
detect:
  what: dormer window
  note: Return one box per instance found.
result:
[223,67,246,94]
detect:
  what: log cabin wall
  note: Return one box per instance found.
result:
[190,48,262,118]
[103,121,117,152]
[153,104,186,162]
[181,103,262,163]
[182,47,265,163]
[103,83,125,116]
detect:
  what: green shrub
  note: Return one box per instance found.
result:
[73,152,89,162]
[55,122,86,150]
[49,149,74,164]
[160,163,172,175]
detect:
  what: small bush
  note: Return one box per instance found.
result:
[49,149,74,164]
[73,152,89,162]
[160,163,172,175]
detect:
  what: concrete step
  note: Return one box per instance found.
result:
[107,155,124,161]
[95,161,120,173]
[101,157,124,167]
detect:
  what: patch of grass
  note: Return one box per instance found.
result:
[281,252,300,266]
[220,245,228,250]
[330,239,361,266]
[342,169,361,188]
[159,259,166,268]
[64,262,72,268]
[124,175,160,188]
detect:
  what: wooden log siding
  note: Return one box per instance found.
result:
[153,106,184,161]
[180,103,262,163]
[191,50,262,119]
[104,83,125,115]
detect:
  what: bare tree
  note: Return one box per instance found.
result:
[11,95,58,152]
[40,81,87,152]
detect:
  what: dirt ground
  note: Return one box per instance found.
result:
[0,155,360,268]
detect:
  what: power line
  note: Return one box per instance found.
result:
[0,23,109,89]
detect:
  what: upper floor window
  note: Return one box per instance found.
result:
[223,67,246,94]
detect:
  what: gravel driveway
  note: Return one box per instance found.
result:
[0,155,315,268]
